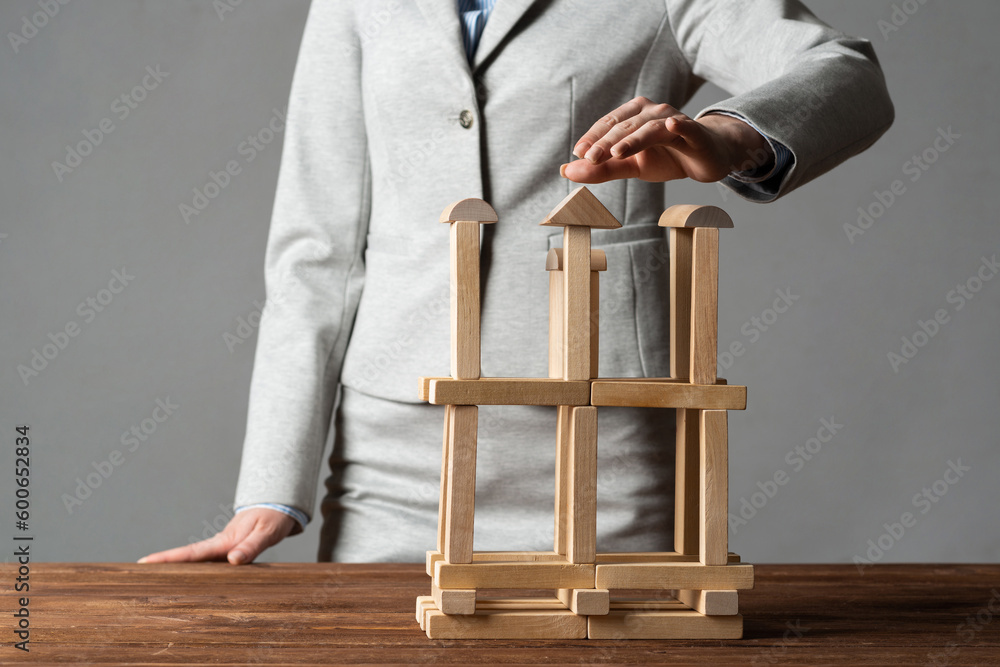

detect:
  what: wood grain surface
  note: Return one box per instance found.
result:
[2,563,998,665]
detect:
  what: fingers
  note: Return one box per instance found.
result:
[137,508,295,565]
[561,157,640,184]
[572,96,650,159]
[138,533,230,564]
[574,97,690,164]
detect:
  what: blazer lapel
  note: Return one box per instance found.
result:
[413,0,472,74]
[473,0,540,69]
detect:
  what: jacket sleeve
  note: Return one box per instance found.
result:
[233,0,369,524]
[667,0,894,201]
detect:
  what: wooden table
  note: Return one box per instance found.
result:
[2,563,998,665]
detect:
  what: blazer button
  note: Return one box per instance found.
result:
[459,110,474,129]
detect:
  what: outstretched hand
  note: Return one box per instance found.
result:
[137,507,296,565]
[561,96,773,184]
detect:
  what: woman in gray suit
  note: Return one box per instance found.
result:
[141,0,892,565]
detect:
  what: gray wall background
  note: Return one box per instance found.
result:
[1,1,997,565]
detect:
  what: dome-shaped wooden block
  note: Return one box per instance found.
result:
[439,198,498,224]
[658,205,733,229]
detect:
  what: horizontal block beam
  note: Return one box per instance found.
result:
[595,563,754,590]
[591,380,746,410]
[422,377,592,406]
[424,607,587,639]
[589,609,743,639]
[435,561,595,590]
[596,552,741,564]
[545,247,607,272]
[432,582,476,615]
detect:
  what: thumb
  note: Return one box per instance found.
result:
[227,515,294,565]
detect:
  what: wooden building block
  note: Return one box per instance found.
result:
[563,225,592,380]
[439,198,499,225]
[416,595,434,630]
[567,406,597,564]
[436,407,453,554]
[432,581,476,615]
[657,204,734,229]
[545,247,608,272]
[588,608,743,639]
[672,589,739,616]
[443,405,478,564]
[557,588,610,616]
[594,563,754,590]
[435,561,596,590]
[700,409,728,566]
[548,269,564,378]
[472,551,564,562]
[669,227,693,380]
[449,220,481,380]
[690,228,719,385]
[423,377,592,406]
[590,271,600,378]
[596,552,741,564]
[674,408,701,555]
[554,405,571,555]
[590,380,746,410]
[424,607,587,640]
[539,186,622,230]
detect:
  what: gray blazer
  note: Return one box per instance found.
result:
[234,0,893,537]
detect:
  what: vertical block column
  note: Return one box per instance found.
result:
[567,406,597,564]
[450,221,482,380]
[563,226,592,380]
[690,228,719,385]
[444,405,479,564]
[700,409,728,566]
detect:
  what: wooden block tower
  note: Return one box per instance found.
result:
[416,186,752,640]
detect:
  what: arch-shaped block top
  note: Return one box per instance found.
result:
[539,186,621,229]
[439,198,498,223]
[657,204,734,229]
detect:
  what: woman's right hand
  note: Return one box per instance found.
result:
[137,507,296,565]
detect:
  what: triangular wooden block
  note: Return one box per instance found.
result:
[539,186,621,229]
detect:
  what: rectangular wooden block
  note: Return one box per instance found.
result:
[673,589,739,616]
[429,550,570,575]
[432,581,476,615]
[588,609,743,639]
[590,271,600,378]
[557,588,610,616]
[416,595,434,630]
[674,408,701,556]
[595,563,754,590]
[548,270,564,379]
[596,552,741,564]
[669,227,693,380]
[443,405,477,564]
[450,221,481,380]
[563,225,591,380]
[700,409,728,566]
[590,380,746,410]
[435,561,596,590]
[424,607,587,640]
[436,406,453,554]
[554,405,571,555]
[424,378,592,406]
[690,228,719,385]
[567,406,597,564]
